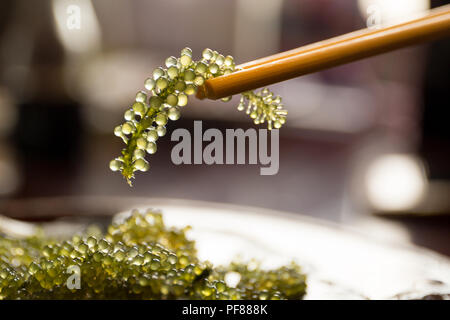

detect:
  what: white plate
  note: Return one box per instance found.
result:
[114,198,450,300]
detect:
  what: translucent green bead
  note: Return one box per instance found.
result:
[127,247,139,259]
[212,50,219,61]
[167,66,179,79]
[143,252,153,263]
[70,250,80,259]
[35,270,45,281]
[136,137,147,150]
[144,78,156,91]
[181,47,193,57]
[121,122,134,135]
[209,63,219,74]
[156,77,168,90]
[184,69,195,82]
[221,96,232,102]
[146,142,157,154]
[42,246,52,258]
[28,262,40,275]
[124,110,135,121]
[87,236,97,248]
[184,84,197,95]
[150,259,161,270]
[132,102,146,115]
[180,55,192,67]
[103,256,113,266]
[166,94,178,107]
[274,121,281,129]
[0,270,8,280]
[174,80,186,92]
[93,252,103,262]
[215,54,225,66]
[134,159,149,172]
[60,247,70,257]
[149,96,163,108]
[194,75,204,86]
[47,267,57,278]
[156,125,166,137]
[132,255,144,266]
[202,48,213,60]
[270,293,281,300]
[178,256,189,267]
[114,125,123,137]
[195,62,207,74]
[98,239,110,252]
[138,277,149,287]
[205,287,216,297]
[146,129,159,142]
[135,91,147,103]
[168,254,177,265]
[165,56,178,68]
[224,55,234,66]
[78,243,88,254]
[152,67,165,80]
[177,93,188,107]
[155,113,168,126]
[109,159,122,172]
[133,149,145,160]
[216,281,226,293]
[73,235,82,245]
[168,107,180,121]
[114,250,126,262]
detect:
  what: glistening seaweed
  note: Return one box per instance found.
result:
[109,48,287,185]
[0,210,306,299]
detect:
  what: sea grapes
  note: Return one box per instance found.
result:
[110,47,287,185]
[0,210,306,299]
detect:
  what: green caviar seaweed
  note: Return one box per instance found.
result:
[110,47,287,185]
[0,210,306,299]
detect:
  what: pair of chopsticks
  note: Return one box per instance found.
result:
[197,4,450,100]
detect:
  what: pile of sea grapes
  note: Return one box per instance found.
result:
[0,209,306,299]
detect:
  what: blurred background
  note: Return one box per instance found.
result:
[0,0,449,255]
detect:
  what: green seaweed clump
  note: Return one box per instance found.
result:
[109,47,287,185]
[0,210,306,299]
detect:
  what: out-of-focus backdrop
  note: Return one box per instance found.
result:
[0,0,449,255]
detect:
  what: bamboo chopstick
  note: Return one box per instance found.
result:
[197,4,450,100]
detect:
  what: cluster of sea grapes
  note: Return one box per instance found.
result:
[109,47,287,185]
[239,89,287,130]
[0,210,306,299]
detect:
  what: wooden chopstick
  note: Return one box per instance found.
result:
[197,4,450,100]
